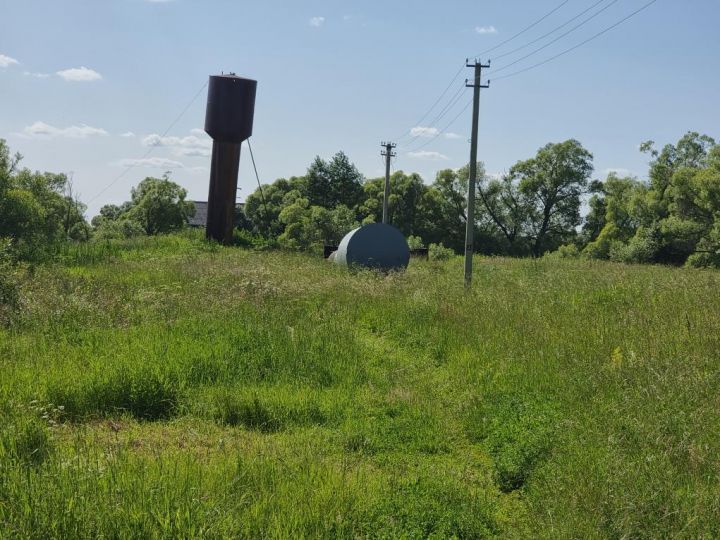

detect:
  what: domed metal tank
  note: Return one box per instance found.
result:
[335,223,410,271]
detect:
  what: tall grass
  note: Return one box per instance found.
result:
[1,236,720,537]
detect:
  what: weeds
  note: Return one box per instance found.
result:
[1,237,720,537]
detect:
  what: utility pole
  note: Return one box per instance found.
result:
[464,59,490,289]
[381,142,397,224]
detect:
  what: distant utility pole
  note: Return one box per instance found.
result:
[464,59,490,289]
[381,142,397,224]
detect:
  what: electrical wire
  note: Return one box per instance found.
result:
[395,0,574,143]
[87,80,209,204]
[404,88,469,153]
[494,0,609,61]
[393,63,465,142]
[475,0,572,57]
[493,0,658,81]
[403,82,467,151]
[405,98,474,154]
[491,0,621,75]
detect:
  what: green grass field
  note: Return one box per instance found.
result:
[2,234,720,538]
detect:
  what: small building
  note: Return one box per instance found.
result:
[187,201,245,228]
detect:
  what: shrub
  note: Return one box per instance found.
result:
[406,235,425,250]
[545,243,580,259]
[428,243,455,261]
[0,238,20,323]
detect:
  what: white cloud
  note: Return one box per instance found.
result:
[0,54,19,68]
[407,151,449,161]
[475,25,498,35]
[142,132,212,157]
[309,16,325,27]
[410,126,439,138]
[23,71,50,79]
[190,128,207,136]
[119,132,136,138]
[56,66,102,82]
[115,157,185,169]
[444,132,463,140]
[22,121,108,139]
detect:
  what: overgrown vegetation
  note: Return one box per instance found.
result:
[2,132,719,268]
[1,235,719,537]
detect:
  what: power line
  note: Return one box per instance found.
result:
[404,82,467,151]
[493,0,658,81]
[87,80,209,205]
[395,1,575,144]
[494,0,609,61]
[394,63,465,142]
[404,98,474,154]
[475,0,571,57]
[491,0,621,75]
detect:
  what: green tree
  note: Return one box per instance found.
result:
[306,152,364,209]
[126,175,195,235]
[358,171,426,235]
[0,139,90,259]
[508,140,593,256]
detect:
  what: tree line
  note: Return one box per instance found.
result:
[1,131,719,268]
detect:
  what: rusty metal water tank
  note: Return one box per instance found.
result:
[335,223,410,271]
[204,74,257,143]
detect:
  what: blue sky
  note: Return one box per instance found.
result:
[1,0,718,216]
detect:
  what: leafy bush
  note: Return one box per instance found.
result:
[406,235,425,250]
[428,242,455,261]
[0,238,20,323]
[609,227,659,264]
[545,243,580,259]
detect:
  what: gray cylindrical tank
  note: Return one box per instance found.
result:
[335,223,410,271]
[204,74,257,143]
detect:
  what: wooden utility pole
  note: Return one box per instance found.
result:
[464,59,490,289]
[381,142,397,224]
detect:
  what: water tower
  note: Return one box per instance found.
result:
[204,73,257,244]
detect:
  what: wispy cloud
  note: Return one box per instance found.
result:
[119,132,136,138]
[475,25,498,35]
[57,66,102,82]
[23,71,50,79]
[115,157,185,169]
[444,132,463,140]
[22,121,108,139]
[0,54,19,68]
[410,126,439,138]
[309,16,325,27]
[142,131,212,157]
[407,151,449,161]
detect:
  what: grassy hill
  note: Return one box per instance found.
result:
[2,234,719,538]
